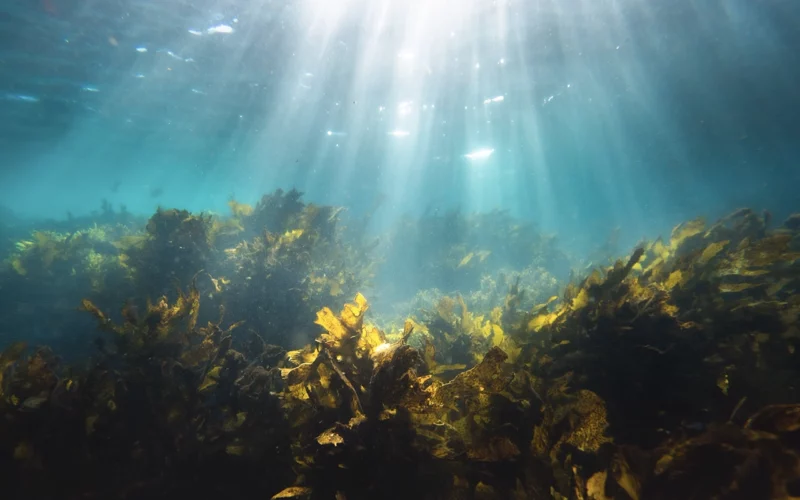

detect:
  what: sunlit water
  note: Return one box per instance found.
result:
[1,0,799,252]
[2,4,800,497]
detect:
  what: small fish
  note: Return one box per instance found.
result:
[149,187,164,198]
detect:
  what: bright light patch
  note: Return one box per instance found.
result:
[465,148,494,160]
[483,95,504,105]
[207,24,234,35]
[5,94,39,103]
[389,130,410,137]
[397,101,413,116]
[164,50,183,61]
[397,51,414,60]
[373,342,392,355]
[135,47,148,53]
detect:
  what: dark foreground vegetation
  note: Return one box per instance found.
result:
[0,192,799,499]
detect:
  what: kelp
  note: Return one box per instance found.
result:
[518,208,800,497]
[403,276,531,382]
[219,191,374,347]
[1,285,294,499]
[278,294,543,499]
[382,267,560,360]
[3,290,537,499]
[0,207,799,499]
[580,403,800,500]
[80,282,202,355]
[121,208,215,300]
[416,294,514,376]
[379,208,571,299]
[0,221,139,355]
[5,225,132,288]
[0,190,376,357]
[248,188,307,235]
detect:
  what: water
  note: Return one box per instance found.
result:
[3,0,798,232]
[1,0,800,498]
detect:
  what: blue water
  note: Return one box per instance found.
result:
[3,4,800,497]
[1,0,799,252]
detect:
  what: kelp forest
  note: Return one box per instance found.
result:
[1,191,799,500]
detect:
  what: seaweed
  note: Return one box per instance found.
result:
[121,208,215,300]
[1,285,293,499]
[517,208,800,497]
[0,190,377,357]
[0,221,138,355]
[0,204,798,499]
[218,191,373,347]
[379,208,571,300]
[277,294,542,499]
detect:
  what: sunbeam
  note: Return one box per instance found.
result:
[2,1,800,497]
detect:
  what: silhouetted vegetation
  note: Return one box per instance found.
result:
[1,198,798,499]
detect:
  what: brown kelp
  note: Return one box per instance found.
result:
[0,219,139,354]
[119,208,216,300]
[523,208,800,498]
[2,285,294,499]
[0,190,376,354]
[379,208,570,300]
[214,191,376,347]
[0,207,798,499]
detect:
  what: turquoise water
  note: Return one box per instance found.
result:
[1,0,800,338]
[3,0,798,248]
[2,2,800,498]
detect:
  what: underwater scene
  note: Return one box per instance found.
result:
[2,0,800,498]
